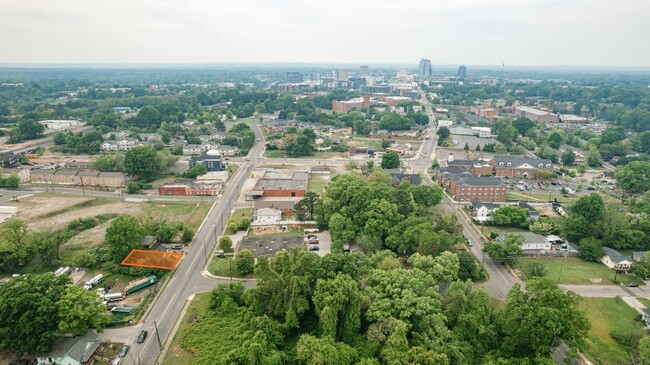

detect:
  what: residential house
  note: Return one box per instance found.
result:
[139,133,162,142]
[642,308,650,328]
[217,145,240,156]
[253,208,282,224]
[490,155,553,177]
[100,138,138,152]
[499,232,551,252]
[633,252,648,262]
[517,202,540,220]
[601,247,633,271]
[386,171,421,186]
[36,332,100,365]
[183,144,203,156]
[469,199,500,223]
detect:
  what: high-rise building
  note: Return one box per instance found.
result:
[457,65,467,80]
[418,58,432,78]
[338,70,349,81]
[285,72,303,83]
[359,65,369,76]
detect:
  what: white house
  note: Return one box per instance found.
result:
[183,144,203,156]
[471,126,492,138]
[100,141,118,152]
[253,208,282,224]
[469,200,500,223]
[36,332,100,365]
[217,145,240,156]
[601,247,632,272]
[437,120,454,128]
[498,232,551,252]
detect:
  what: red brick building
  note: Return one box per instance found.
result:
[434,167,507,202]
[251,171,308,198]
[159,181,221,196]
[447,159,494,176]
[332,96,372,114]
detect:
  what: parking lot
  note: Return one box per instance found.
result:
[306,230,331,257]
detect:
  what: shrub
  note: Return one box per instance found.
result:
[219,236,233,253]
[182,228,195,243]
[234,249,254,275]
[238,217,251,231]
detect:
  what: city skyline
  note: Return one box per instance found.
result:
[0,0,649,67]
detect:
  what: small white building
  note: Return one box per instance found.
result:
[437,120,454,128]
[469,200,500,223]
[601,247,632,272]
[253,208,282,224]
[471,126,492,138]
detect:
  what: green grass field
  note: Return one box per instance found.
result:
[264,150,345,159]
[142,201,212,231]
[518,257,644,285]
[161,292,210,365]
[207,256,248,278]
[307,174,331,193]
[579,297,645,365]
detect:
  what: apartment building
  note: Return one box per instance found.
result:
[434,167,507,202]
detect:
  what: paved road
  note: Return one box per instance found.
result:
[561,284,649,298]
[114,123,266,365]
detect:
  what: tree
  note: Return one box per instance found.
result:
[381,150,400,169]
[13,119,45,141]
[313,274,361,342]
[497,125,518,146]
[411,185,443,208]
[490,206,529,227]
[639,336,650,365]
[124,145,163,181]
[561,149,576,166]
[294,192,320,221]
[464,143,470,151]
[0,273,69,356]
[93,154,124,172]
[105,215,145,262]
[184,163,208,179]
[513,117,536,136]
[407,252,460,283]
[57,285,108,335]
[615,161,650,194]
[219,236,233,253]
[296,334,357,365]
[578,237,603,262]
[500,278,590,358]
[587,145,602,167]
[524,263,547,279]
[367,168,393,186]
[155,223,177,243]
[562,215,592,243]
[483,234,523,266]
[53,132,67,145]
[572,193,605,222]
[576,164,587,174]
[234,249,254,275]
[431,159,440,169]
[0,218,34,269]
[437,126,450,140]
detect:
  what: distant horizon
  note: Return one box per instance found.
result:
[1,62,650,72]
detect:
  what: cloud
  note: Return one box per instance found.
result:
[0,0,647,66]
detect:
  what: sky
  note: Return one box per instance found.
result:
[0,0,649,67]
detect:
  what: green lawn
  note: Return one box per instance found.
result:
[506,192,572,203]
[264,150,346,159]
[231,208,253,220]
[637,297,650,307]
[579,297,645,365]
[308,174,331,193]
[207,256,248,278]
[162,292,210,365]
[518,257,644,285]
[142,201,212,231]
[149,175,178,189]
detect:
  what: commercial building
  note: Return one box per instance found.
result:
[254,197,301,214]
[437,120,454,128]
[277,83,309,93]
[189,149,223,172]
[491,155,553,177]
[332,96,373,114]
[337,70,349,81]
[158,181,221,196]
[418,58,432,78]
[39,119,85,130]
[434,167,507,202]
[471,127,492,138]
[360,85,392,94]
[251,170,308,198]
[359,65,369,76]
[285,72,303,83]
[559,114,590,125]
[457,65,467,80]
[31,170,127,187]
[513,106,559,123]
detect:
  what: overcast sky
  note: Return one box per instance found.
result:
[0,0,648,67]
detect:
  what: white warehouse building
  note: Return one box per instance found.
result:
[471,127,492,138]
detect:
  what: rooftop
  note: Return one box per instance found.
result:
[254,171,308,191]
[37,332,100,362]
[603,247,632,263]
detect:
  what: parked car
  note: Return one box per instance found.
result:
[625,283,639,288]
[118,345,130,358]
[467,239,473,247]
[308,239,319,244]
[137,330,148,343]
[308,246,320,251]
[306,235,317,240]
[587,186,596,190]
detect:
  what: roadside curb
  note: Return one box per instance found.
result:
[201,269,257,282]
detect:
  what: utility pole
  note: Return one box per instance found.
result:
[153,320,162,348]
